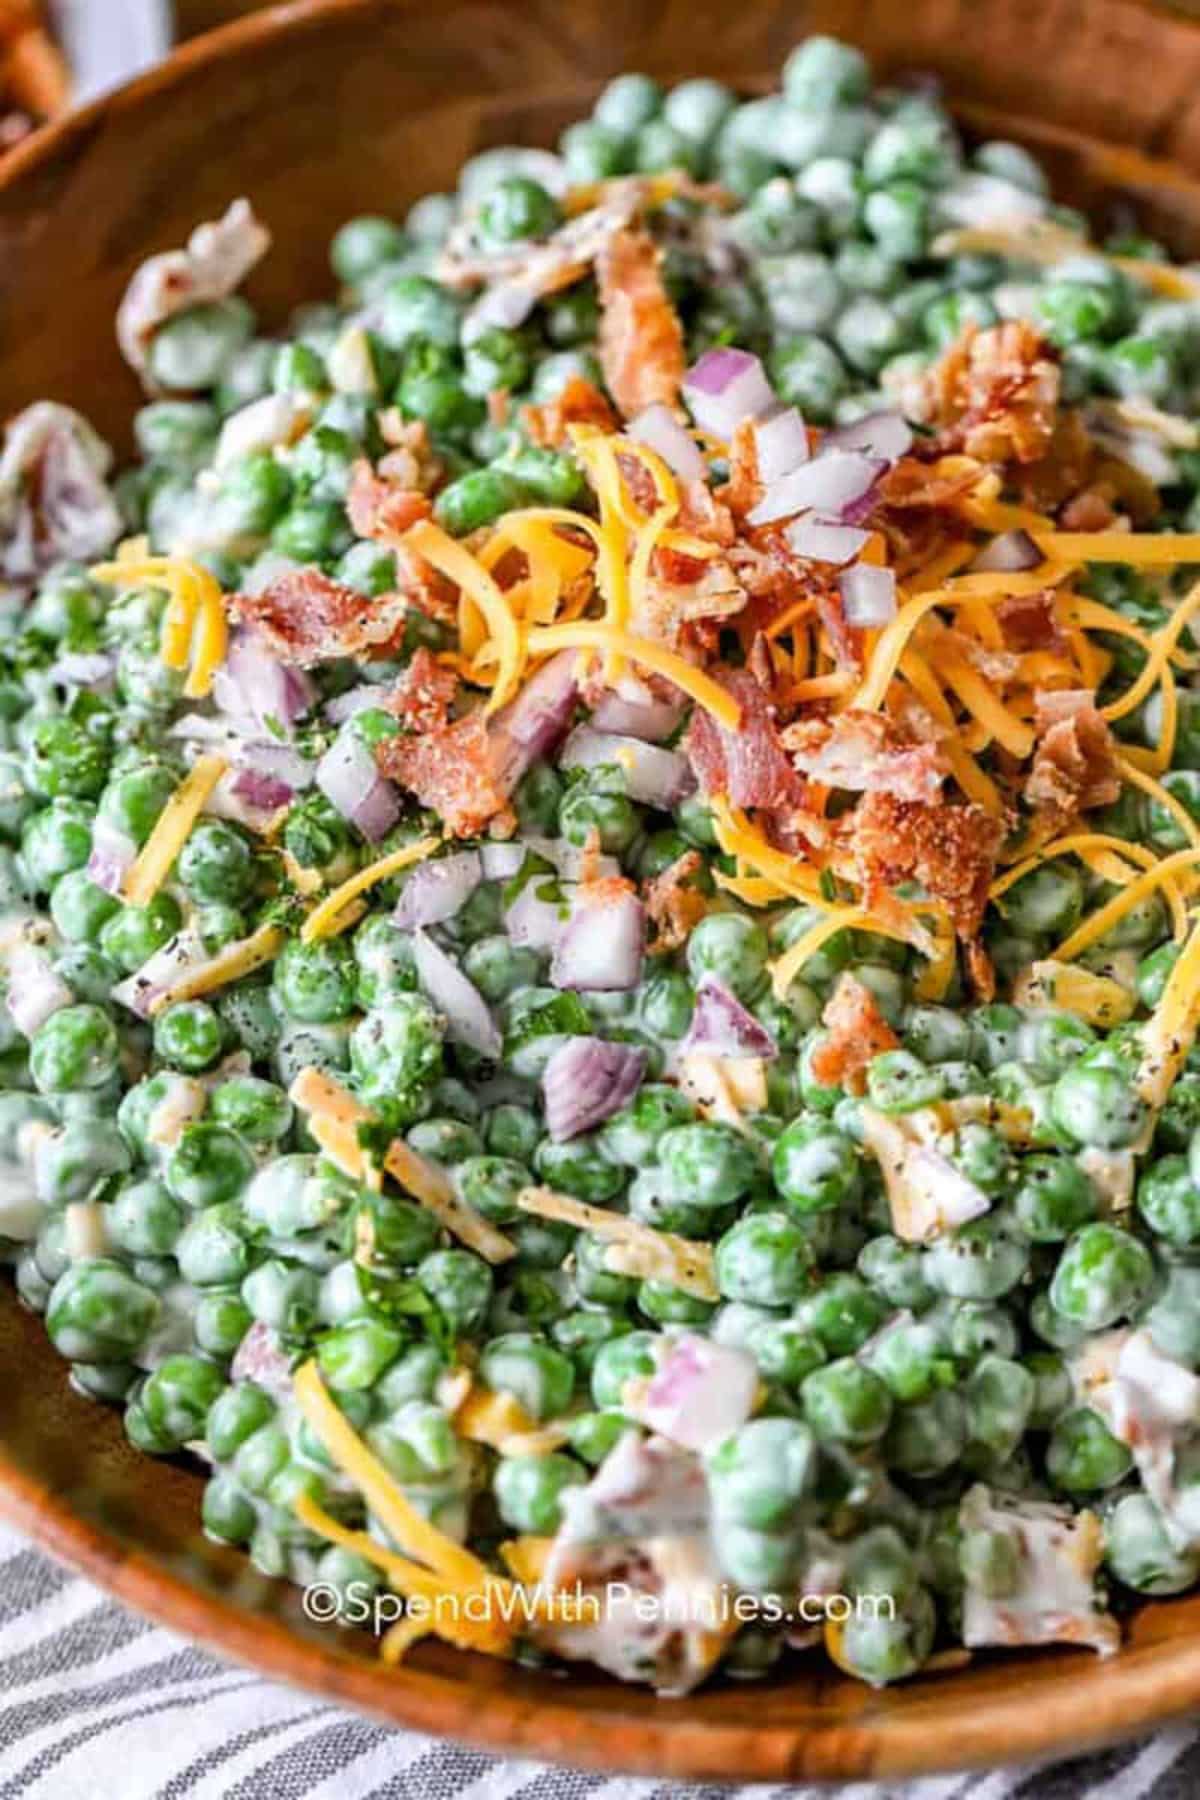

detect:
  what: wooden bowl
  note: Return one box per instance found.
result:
[5,0,1200,1777]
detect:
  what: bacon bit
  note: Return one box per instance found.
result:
[521,376,618,450]
[347,460,432,542]
[783,710,949,804]
[877,457,983,512]
[376,711,513,839]
[643,850,708,953]
[684,668,804,810]
[231,569,408,667]
[916,322,1060,469]
[487,389,511,428]
[841,791,1005,943]
[1026,689,1121,831]
[810,973,900,1095]
[596,227,686,420]
[384,647,459,734]
[966,938,997,1004]
[632,555,745,647]
[116,200,270,385]
[678,477,736,548]
[1017,408,1095,513]
[996,591,1068,655]
[815,583,865,674]
[719,421,763,520]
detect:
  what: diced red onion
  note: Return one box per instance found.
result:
[504,878,571,952]
[968,528,1041,574]
[47,650,115,690]
[747,449,885,529]
[626,404,705,482]
[823,410,914,462]
[316,728,401,843]
[479,841,528,881]
[753,407,810,484]
[86,818,136,896]
[212,632,314,738]
[489,650,580,789]
[559,725,694,808]
[110,931,207,1019]
[412,928,501,1060]
[229,767,296,813]
[784,515,870,566]
[542,1035,647,1141]
[838,562,898,628]
[230,1319,293,1400]
[640,1334,761,1454]
[5,941,72,1038]
[550,888,645,992]
[324,683,392,725]
[682,348,775,441]
[680,974,778,1061]
[394,851,483,929]
[590,678,683,743]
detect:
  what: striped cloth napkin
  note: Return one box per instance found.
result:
[1,1522,1196,1800]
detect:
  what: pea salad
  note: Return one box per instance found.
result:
[7,33,1200,1694]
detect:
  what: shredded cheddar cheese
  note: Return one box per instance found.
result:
[525,623,742,726]
[404,520,523,712]
[1137,916,1200,1109]
[1052,846,1200,960]
[91,553,228,698]
[517,1185,718,1301]
[147,923,283,1015]
[288,1067,516,1262]
[300,836,441,943]
[122,754,227,907]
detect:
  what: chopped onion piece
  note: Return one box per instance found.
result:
[747,449,884,528]
[48,650,115,690]
[680,974,777,1061]
[753,407,810,484]
[394,851,483,929]
[968,528,1041,574]
[504,879,571,952]
[542,1035,647,1141]
[590,678,683,743]
[6,941,72,1038]
[86,819,137,896]
[316,727,401,843]
[324,683,392,725]
[682,348,775,441]
[412,928,501,1060]
[551,888,645,992]
[839,562,898,627]
[229,767,295,813]
[479,842,528,881]
[626,403,705,482]
[823,410,914,462]
[559,724,694,808]
[489,650,580,789]
[784,515,870,566]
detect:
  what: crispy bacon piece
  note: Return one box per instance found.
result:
[996,590,1068,655]
[1026,689,1120,830]
[384,647,458,734]
[684,668,804,811]
[596,226,686,420]
[916,322,1060,469]
[521,376,618,449]
[1058,489,1118,532]
[719,420,764,520]
[116,200,270,387]
[0,401,120,583]
[230,569,408,667]
[783,710,948,804]
[376,711,513,839]
[632,555,745,647]
[810,973,900,1095]
[643,850,708,953]
[347,459,432,541]
[841,791,1004,943]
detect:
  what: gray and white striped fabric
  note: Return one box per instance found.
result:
[0,1519,1196,1800]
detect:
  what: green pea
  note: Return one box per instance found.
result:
[108,1178,184,1258]
[153,1000,224,1072]
[706,1417,816,1529]
[686,913,769,1002]
[885,1388,967,1478]
[331,215,408,285]
[480,1330,575,1421]
[493,1451,586,1534]
[782,34,870,107]
[177,819,255,906]
[802,1356,892,1447]
[567,1409,631,1464]
[350,996,443,1108]
[434,467,526,535]
[559,121,631,184]
[715,1211,814,1307]
[148,297,254,393]
[771,1116,860,1214]
[210,1075,292,1145]
[1013,1154,1098,1241]
[658,1121,758,1208]
[558,782,639,856]
[456,1155,530,1225]
[923,1219,1029,1302]
[963,1354,1034,1459]
[317,1316,406,1389]
[1049,1223,1155,1330]
[482,1102,541,1162]
[176,1202,256,1288]
[866,1317,953,1403]
[418,1247,493,1335]
[30,1004,119,1094]
[166,1124,255,1209]
[1046,1405,1133,1492]
[273,938,358,1025]
[21,799,95,891]
[241,1258,320,1336]
[201,1473,256,1544]
[194,1290,254,1358]
[1051,1061,1148,1149]
[141,1353,226,1450]
[857,1234,934,1311]
[590,1329,658,1408]
[47,1259,159,1360]
[99,892,182,974]
[797,1273,888,1357]
[1106,1492,1200,1595]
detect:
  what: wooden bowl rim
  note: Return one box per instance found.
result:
[6,0,1200,1777]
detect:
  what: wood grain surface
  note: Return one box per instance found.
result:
[5,0,1200,1779]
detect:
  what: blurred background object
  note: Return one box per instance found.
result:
[0,1,69,145]
[51,0,169,102]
